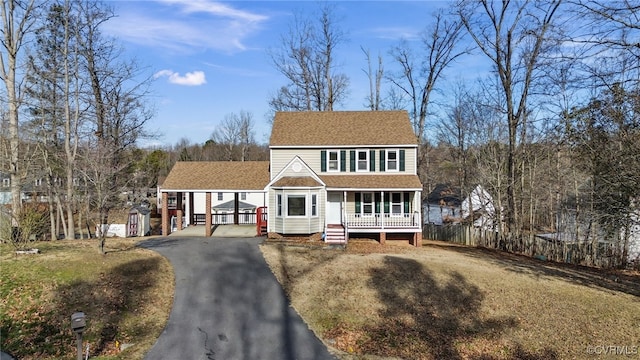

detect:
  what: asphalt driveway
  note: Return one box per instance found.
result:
[139,237,336,360]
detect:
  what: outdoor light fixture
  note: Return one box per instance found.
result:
[71,312,86,360]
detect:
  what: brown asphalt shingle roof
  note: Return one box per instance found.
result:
[270,111,418,146]
[272,176,323,187]
[321,174,422,190]
[162,161,270,191]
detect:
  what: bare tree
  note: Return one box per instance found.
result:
[457,0,562,234]
[1,0,38,228]
[388,9,467,142]
[211,111,255,161]
[268,3,349,112]
[362,46,383,110]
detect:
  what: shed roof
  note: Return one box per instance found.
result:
[270,111,418,147]
[162,161,270,191]
[212,200,257,211]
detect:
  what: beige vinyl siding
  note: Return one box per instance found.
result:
[270,149,322,178]
[269,188,325,234]
[271,147,418,177]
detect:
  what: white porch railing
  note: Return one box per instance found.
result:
[345,212,421,229]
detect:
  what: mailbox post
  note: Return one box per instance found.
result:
[71,312,86,360]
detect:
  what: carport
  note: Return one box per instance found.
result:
[160,161,270,237]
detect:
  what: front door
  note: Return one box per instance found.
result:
[327,192,342,224]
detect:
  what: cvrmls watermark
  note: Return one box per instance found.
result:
[586,345,638,356]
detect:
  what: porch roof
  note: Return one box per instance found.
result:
[321,174,422,190]
[162,161,270,191]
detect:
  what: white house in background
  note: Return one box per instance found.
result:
[461,184,497,229]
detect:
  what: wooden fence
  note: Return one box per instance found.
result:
[422,224,631,269]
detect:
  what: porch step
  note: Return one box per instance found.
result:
[325,224,346,243]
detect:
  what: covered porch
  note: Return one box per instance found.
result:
[324,189,423,246]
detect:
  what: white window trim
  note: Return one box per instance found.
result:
[391,192,404,216]
[386,149,399,172]
[356,150,369,172]
[362,192,374,216]
[286,194,307,217]
[2,178,10,187]
[327,150,340,172]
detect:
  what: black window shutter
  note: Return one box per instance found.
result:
[399,149,406,171]
[404,192,410,213]
[370,150,375,172]
[355,192,361,213]
[375,193,381,213]
[350,150,356,172]
[384,193,390,213]
[340,150,346,172]
[321,150,327,172]
[379,150,385,171]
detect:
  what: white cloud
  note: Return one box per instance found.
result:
[154,70,207,86]
[103,1,269,54]
[158,0,267,22]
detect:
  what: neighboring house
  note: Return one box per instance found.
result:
[423,184,497,229]
[460,185,497,229]
[160,110,423,246]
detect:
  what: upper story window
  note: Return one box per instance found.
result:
[380,149,406,172]
[321,150,345,172]
[34,178,42,187]
[218,192,224,201]
[2,178,9,187]
[387,150,398,171]
[328,151,339,172]
[240,192,247,200]
[357,150,368,172]
[73,177,80,186]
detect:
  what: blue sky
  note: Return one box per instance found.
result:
[102,0,477,147]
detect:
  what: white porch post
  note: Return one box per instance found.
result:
[381,191,385,230]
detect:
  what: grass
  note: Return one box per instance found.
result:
[260,239,640,360]
[0,237,174,360]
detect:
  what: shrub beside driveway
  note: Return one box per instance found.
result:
[261,240,640,359]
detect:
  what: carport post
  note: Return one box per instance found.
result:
[162,192,169,236]
[234,193,239,225]
[205,192,212,236]
[176,192,183,231]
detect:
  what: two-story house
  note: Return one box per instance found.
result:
[160,110,423,246]
[266,111,422,245]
